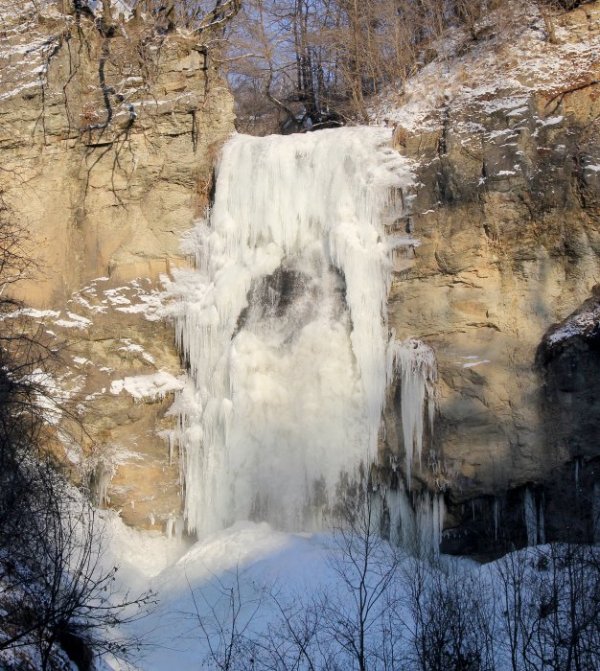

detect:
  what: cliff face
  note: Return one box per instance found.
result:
[1,1,234,301]
[381,0,600,553]
[0,1,235,530]
[3,1,599,550]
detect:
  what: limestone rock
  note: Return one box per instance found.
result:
[0,1,235,532]
[381,0,600,553]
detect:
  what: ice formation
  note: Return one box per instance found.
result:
[594,483,600,543]
[387,338,437,486]
[373,485,444,557]
[169,127,421,538]
[524,487,546,546]
[493,498,500,541]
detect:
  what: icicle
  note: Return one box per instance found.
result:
[538,494,546,545]
[174,516,185,541]
[165,515,175,539]
[166,128,415,536]
[371,490,385,539]
[433,494,445,556]
[493,497,500,541]
[165,515,184,540]
[375,483,444,557]
[159,429,178,467]
[574,457,583,495]
[387,338,437,488]
[382,485,416,549]
[92,460,113,507]
[593,483,600,543]
[416,490,445,558]
[524,487,538,546]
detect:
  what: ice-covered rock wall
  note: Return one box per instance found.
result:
[169,128,416,537]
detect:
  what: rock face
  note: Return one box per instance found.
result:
[381,0,600,554]
[2,1,599,552]
[0,1,235,530]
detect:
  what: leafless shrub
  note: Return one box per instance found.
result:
[405,557,496,671]
[495,544,600,671]
[186,566,263,671]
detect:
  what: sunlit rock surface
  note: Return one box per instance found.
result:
[0,0,234,530]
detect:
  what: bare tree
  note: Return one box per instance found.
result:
[260,590,333,671]
[186,566,264,671]
[406,556,495,671]
[495,544,600,671]
[319,491,405,671]
[224,0,495,133]
[1,479,155,669]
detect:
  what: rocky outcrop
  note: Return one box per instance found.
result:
[382,0,600,554]
[0,1,235,530]
[538,288,600,460]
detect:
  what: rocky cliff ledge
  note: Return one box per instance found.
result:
[379,0,600,554]
[0,0,234,530]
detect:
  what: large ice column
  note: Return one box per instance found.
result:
[417,491,445,558]
[524,487,545,546]
[594,483,600,543]
[167,128,415,537]
[374,485,445,557]
[387,338,437,487]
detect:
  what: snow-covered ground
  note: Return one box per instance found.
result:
[101,520,342,670]
[99,517,418,671]
[98,513,600,671]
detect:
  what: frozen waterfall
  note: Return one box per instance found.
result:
[169,127,421,538]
